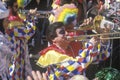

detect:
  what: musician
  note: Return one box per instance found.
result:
[4,0,36,79]
[85,0,120,79]
[36,22,111,80]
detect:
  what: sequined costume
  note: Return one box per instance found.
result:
[5,12,36,80]
[37,41,111,80]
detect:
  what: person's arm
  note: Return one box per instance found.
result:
[6,16,36,40]
[36,37,111,79]
[82,36,111,63]
[92,40,111,62]
[55,37,110,76]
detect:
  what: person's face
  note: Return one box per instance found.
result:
[12,2,18,12]
[53,27,70,46]
[9,2,18,16]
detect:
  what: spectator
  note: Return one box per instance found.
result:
[0,1,13,79]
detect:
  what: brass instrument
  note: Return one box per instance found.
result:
[78,15,104,33]
[67,32,120,41]
[20,10,52,18]
[67,15,120,41]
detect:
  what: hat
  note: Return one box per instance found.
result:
[0,1,9,19]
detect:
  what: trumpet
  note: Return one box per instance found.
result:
[68,15,120,41]
[67,32,120,41]
[78,15,105,32]
[19,10,53,18]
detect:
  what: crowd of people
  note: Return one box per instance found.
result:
[0,0,120,80]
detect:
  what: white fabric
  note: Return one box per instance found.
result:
[0,1,9,19]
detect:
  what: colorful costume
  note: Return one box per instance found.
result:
[5,12,36,80]
[49,3,78,25]
[37,42,111,80]
[0,32,13,80]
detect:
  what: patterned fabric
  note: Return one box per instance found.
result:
[5,14,36,80]
[0,32,13,80]
[89,41,111,63]
[37,42,111,80]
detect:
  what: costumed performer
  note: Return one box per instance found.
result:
[49,0,86,57]
[4,0,36,79]
[37,22,111,80]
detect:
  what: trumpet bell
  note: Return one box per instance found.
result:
[78,15,104,33]
[93,15,104,33]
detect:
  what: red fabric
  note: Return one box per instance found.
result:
[66,41,83,57]
[40,31,84,57]
[40,45,66,55]
[8,12,23,22]
[66,31,84,57]
[40,42,83,58]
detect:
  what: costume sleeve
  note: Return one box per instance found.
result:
[45,42,94,80]
[37,42,95,79]
[6,15,36,40]
[13,22,36,40]
[39,42,111,80]
[91,40,111,63]
[37,50,76,67]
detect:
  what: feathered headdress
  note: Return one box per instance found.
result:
[50,3,78,25]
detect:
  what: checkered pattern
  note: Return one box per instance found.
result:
[47,42,111,80]
[5,17,36,80]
